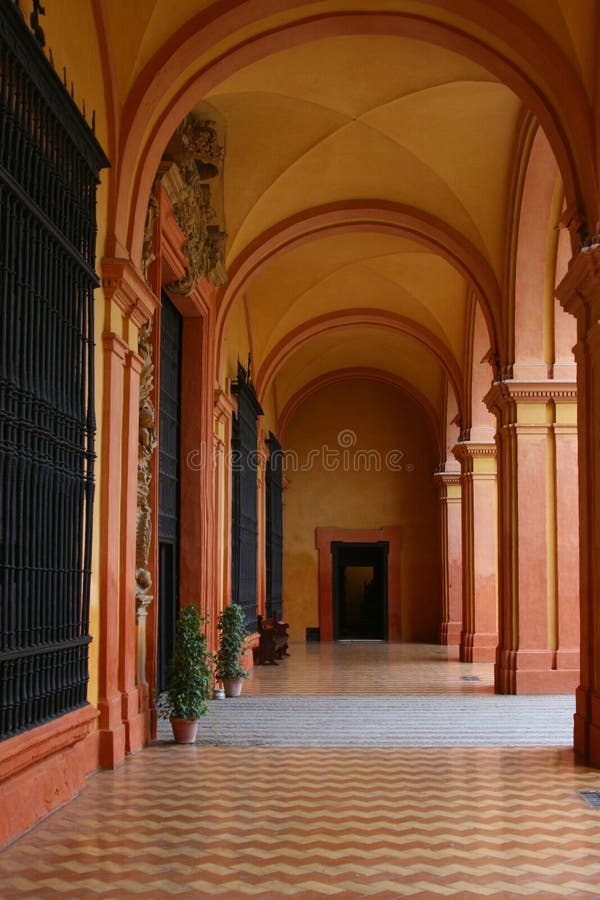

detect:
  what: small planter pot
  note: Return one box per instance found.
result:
[222,677,244,697]
[170,717,199,743]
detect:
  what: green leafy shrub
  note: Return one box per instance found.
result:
[215,603,250,681]
[158,605,213,720]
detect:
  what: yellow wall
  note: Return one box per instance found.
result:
[283,380,441,642]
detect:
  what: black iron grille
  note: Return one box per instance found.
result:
[0,2,108,740]
[231,363,263,628]
[265,433,283,620]
[157,294,182,693]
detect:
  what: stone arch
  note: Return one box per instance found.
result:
[510,126,576,381]
[215,202,503,377]
[108,5,595,267]
[254,309,464,424]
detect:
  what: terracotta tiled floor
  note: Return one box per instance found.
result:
[243,641,495,696]
[2,643,600,898]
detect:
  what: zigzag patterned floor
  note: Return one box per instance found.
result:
[2,644,600,897]
[3,745,600,897]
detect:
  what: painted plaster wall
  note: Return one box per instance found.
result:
[283,381,441,642]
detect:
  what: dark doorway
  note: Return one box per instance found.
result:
[331,542,389,640]
[157,294,183,692]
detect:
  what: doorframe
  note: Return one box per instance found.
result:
[316,527,402,640]
[331,541,389,640]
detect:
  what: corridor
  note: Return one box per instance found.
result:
[2,644,600,898]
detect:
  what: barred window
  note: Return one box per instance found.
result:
[231,362,263,628]
[0,3,108,740]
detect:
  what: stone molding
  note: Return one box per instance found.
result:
[102,330,129,362]
[555,244,600,321]
[214,385,236,425]
[0,705,98,782]
[452,441,496,462]
[434,471,462,486]
[485,380,577,415]
[434,470,462,501]
[101,257,160,328]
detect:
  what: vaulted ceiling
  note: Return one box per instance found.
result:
[99,0,597,443]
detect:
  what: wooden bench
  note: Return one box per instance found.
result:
[255,614,290,665]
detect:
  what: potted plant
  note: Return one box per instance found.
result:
[157,604,213,743]
[215,602,250,697]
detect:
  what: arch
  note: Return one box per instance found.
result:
[277,367,442,454]
[470,301,496,442]
[255,308,464,423]
[442,373,462,468]
[215,202,503,373]
[113,5,594,267]
[512,126,561,380]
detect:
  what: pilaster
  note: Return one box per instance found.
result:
[556,245,600,765]
[452,442,498,663]
[119,350,146,754]
[485,380,579,694]
[97,332,128,768]
[98,259,160,768]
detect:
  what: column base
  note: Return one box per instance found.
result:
[97,694,126,768]
[574,688,600,767]
[460,631,496,663]
[98,724,126,768]
[441,620,461,645]
[495,649,580,694]
[120,687,147,755]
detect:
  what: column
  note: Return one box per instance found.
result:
[434,471,462,645]
[100,259,160,767]
[452,442,498,662]
[556,247,600,765]
[485,381,579,694]
[97,332,128,768]
[119,349,147,753]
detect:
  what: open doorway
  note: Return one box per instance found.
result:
[331,542,389,640]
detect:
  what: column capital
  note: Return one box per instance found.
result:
[434,470,462,485]
[102,330,129,362]
[452,441,496,476]
[434,470,461,500]
[101,257,160,328]
[555,244,600,324]
[214,382,236,425]
[452,440,496,461]
[484,380,577,429]
[485,380,577,412]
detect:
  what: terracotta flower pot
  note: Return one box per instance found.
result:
[170,717,199,743]
[222,677,244,697]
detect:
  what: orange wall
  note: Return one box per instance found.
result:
[283,380,441,642]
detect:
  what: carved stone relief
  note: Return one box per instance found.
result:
[136,319,157,615]
[141,190,159,282]
[161,114,227,295]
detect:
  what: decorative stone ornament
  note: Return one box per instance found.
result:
[136,320,158,615]
[158,114,227,295]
